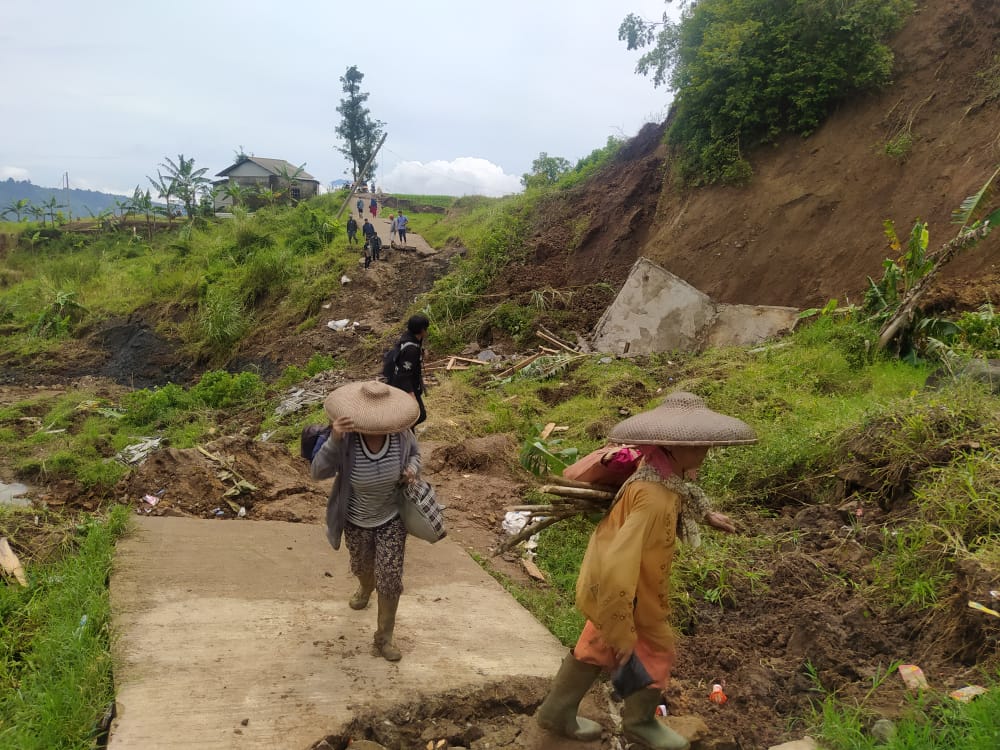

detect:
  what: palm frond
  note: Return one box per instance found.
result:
[952,165,1000,229]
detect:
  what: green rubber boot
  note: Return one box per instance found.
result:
[622,688,689,749]
[374,593,402,661]
[535,653,603,741]
[349,574,375,610]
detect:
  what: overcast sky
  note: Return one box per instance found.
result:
[0,1,674,198]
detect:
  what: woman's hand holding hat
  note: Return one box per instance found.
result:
[331,416,354,437]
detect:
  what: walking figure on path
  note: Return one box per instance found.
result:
[388,213,398,243]
[396,211,408,245]
[369,196,378,219]
[346,216,358,245]
[356,197,364,217]
[310,381,422,663]
[385,315,429,426]
[535,392,754,750]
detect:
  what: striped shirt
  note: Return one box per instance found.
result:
[346,433,402,528]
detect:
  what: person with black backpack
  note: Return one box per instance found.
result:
[383,314,429,425]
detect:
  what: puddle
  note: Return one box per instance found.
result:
[0,482,33,507]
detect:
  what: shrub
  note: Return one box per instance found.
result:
[622,0,915,184]
[189,370,265,409]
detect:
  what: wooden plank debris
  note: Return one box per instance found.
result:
[539,422,557,440]
[522,558,547,582]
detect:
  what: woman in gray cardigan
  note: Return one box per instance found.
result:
[311,381,421,661]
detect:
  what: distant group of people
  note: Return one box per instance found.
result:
[344,201,409,270]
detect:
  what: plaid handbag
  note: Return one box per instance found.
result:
[399,479,447,543]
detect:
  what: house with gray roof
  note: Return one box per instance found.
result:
[213,157,320,211]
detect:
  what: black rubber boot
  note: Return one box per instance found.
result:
[622,688,689,749]
[535,653,603,741]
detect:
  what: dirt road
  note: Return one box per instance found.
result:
[109,516,575,749]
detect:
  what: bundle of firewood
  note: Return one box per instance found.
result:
[497,475,619,553]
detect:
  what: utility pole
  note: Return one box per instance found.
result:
[336,132,387,220]
[63,172,71,221]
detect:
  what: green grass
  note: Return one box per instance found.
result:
[0,506,130,750]
[389,194,455,209]
[811,674,1000,749]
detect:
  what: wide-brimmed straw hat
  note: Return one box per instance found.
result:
[323,381,420,435]
[609,391,757,446]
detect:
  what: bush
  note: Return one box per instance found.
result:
[189,370,265,409]
[623,0,915,184]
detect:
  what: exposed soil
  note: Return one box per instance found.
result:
[492,0,1000,327]
[5,2,1000,746]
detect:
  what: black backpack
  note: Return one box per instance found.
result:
[381,340,418,383]
[300,424,332,460]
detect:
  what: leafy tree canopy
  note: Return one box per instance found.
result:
[522,152,572,189]
[620,0,914,184]
[335,66,385,184]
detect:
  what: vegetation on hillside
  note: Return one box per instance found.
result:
[620,0,915,183]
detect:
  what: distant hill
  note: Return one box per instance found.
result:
[0,178,130,220]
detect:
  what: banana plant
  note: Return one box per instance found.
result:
[1,198,30,222]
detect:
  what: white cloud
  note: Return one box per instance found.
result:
[382,157,522,198]
[0,166,31,181]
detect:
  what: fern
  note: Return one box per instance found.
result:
[951,165,1000,230]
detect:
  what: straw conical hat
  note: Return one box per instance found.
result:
[323,381,420,435]
[609,391,756,446]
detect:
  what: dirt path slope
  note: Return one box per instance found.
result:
[109,516,569,749]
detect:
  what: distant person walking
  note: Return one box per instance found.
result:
[386,314,429,426]
[356,197,364,217]
[396,212,409,245]
[346,216,358,245]
[388,214,398,243]
[369,196,378,219]
[362,218,377,264]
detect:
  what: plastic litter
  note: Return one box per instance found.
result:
[237,506,247,518]
[709,684,728,704]
[655,704,668,716]
[142,494,160,507]
[212,508,224,517]
[898,664,928,690]
[968,600,1000,618]
[75,614,88,638]
[340,275,351,285]
[502,511,530,535]
[949,685,988,702]
[117,437,163,466]
[0,537,28,586]
[327,318,350,331]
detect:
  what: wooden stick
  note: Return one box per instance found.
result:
[545,475,619,493]
[496,352,542,378]
[449,356,488,365]
[539,324,577,349]
[535,329,577,353]
[539,485,615,501]
[539,422,556,440]
[495,512,575,554]
[446,357,456,371]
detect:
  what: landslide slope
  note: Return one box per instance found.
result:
[506,0,1000,313]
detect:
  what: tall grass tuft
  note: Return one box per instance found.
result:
[0,507,130,750]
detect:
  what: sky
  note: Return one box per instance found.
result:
[0,0,675,198]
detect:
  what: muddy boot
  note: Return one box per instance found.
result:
[622,689,689,750]
[535,653,603,741]
[374,593,402,661]
[349,574,375,610]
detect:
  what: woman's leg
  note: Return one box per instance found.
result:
[343,523,376,609]
[372,515,407,660]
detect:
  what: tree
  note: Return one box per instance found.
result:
[158,154,210,218]
[1,198,30,222]
[132,186,154,237]
[148,171,176,224]
[274,162,306,205]
[222,181,252,209]
[521,152,572,188]
[28,205,45,225]
[619,0,914,184]
[335,66,385,185]
[41,196,65,227]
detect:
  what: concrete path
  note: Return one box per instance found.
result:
[109,517,566,749]
[354,192,438,258]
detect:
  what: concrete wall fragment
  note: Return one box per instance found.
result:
[591,258,798,355]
